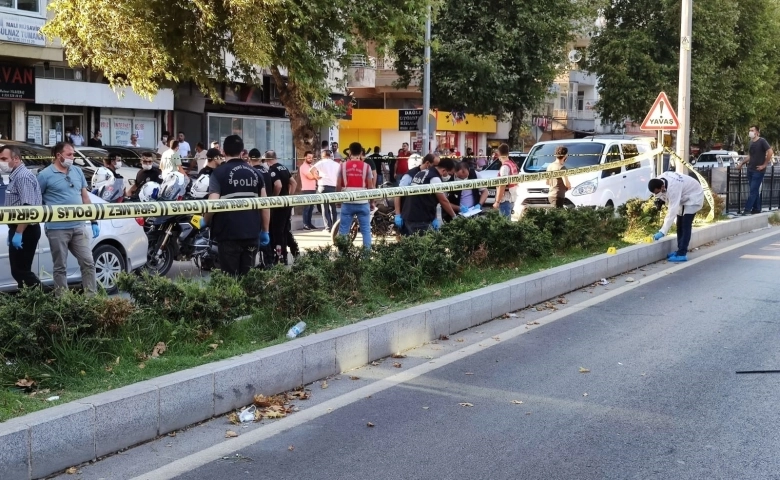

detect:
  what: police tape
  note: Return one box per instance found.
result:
[0,147,665,225]
[665,148,716,222]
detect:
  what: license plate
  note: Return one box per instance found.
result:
[488,188,496,197]
[191,215,202,228]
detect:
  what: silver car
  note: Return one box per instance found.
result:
[0,189,148,293]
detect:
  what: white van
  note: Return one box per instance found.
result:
[515,138,654,216]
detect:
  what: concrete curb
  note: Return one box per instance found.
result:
[0,214,769,479]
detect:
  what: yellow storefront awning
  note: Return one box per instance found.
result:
[339,109,497,134]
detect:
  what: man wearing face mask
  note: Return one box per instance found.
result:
[127,152,162,198]
[398,158,458,235]
[648,171,704,262]
[37,142,98,295]
[1,145,42,289]
[735,125,773,215]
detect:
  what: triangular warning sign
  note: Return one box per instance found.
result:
[640,92,680,131]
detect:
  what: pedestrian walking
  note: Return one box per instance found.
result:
[1,145,42,289]
[397,158,457,236]
[492,143,519,218]
[299,151,318,230]
[649,171,704,263]
[204,135,270,276]
[336,142,374,249]
[37,142,98,295]
[312,149,340,231]
[736,125,773,215]
[266,150,297,264]
[546,146,570,208]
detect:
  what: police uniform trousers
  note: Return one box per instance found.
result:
[270,207,293,258]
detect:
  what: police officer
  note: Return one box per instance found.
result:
[204,135,270,276]
[442,161,488,222]
[397,158,458,235]
[198,148,223,176]
[393,153,438,220]
[265,150,297,264]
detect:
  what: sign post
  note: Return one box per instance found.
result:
[640,92,680,175]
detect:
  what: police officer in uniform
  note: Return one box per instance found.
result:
[397,158,458,235]
[204,135,270,276]
[265,150,297,264]
[394,153,438,220]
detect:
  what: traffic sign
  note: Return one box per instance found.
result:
[640,92,680,131]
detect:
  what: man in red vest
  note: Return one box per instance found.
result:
[336,142,374,249]
[396,142,411,180]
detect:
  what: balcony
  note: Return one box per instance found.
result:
[553,109,596,120]
[555,69,597,87]
[346,55,376,89]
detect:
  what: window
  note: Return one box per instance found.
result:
[0,0,38,12]
[33,64,85,81]
[524,142,604,172]
[602,144,622,178]
[622,143,641,171]
[208,114,294,169]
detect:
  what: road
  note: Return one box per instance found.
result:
[60,227,780,480]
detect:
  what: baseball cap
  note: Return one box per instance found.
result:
[248,148,262,159]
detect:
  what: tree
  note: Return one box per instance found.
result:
[41,0,428,154]
[588,0,780,147]
[393,0,598,149]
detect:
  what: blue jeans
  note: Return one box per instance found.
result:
[744,169,765,213]
[339,202,371,249]
[499,201,512,218]
[676,213,695,256]
[301,190,316,227]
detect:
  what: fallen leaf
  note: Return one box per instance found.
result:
[15,377,36,389]
[168,432,177,437]
[138,363,145,369]
[287,390,310,400]
[557,298,568,304]
[439,334,449,341]
[321,381,328,389]
[209,343,219,350]
[349,376,360,380]
[65,467,78,474]
[392,362,402,368]
[458,402,474,407]
[625,277,635,283]
[367,422,375,427]
[511,400,524,405]
[391,353,407,358]
[150,341,167,358]
[456,338,464,342]
[579,367,591,374]
[104,365,113,372]
[288,445,295,451]
[79,370,86,376]
[225,430,238,438]
[227,412,240,425]
[265,410,285,419]
[508,313,518,318]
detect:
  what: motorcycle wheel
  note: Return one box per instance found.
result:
[144,237,175,276]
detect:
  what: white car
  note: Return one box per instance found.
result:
[0,189,148,293]
[478,152,528,205]
[515,138,654,216]
[74,147,141,190]
[694,150,738,168]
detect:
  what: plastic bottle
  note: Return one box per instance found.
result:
[286,321,307,339]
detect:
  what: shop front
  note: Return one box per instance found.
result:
[0,63,35,140]
[207,113,294,169]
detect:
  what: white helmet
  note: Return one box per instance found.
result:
[91,166,115,190]
[91,167,123,202]
[159,171,187,201]
[139,181,161,202]
[190,173,210,199]
[408,153,423,169]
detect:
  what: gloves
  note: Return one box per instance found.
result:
[11,232,22,250]
[258,231,270,247]
[653,231,665,241]
[91,223,100,238]
[432,218,441,230]
[394,215,404,228]
[470,204,482,212]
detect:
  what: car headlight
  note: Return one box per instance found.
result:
[572,178,598,196]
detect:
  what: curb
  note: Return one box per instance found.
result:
[0,214,769,479]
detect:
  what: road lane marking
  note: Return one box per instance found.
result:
[131,228,780,480]
[740,254,780,260]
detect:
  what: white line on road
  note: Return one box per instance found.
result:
[131,228,780,480]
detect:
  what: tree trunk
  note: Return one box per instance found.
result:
[508,108,524,150]
[270,66,317,170]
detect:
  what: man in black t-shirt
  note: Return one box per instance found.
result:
[266,150,297,264]
[736,125,774,215]
[398,158,457,236]
[368,146,384,184]
[198,148,223,176]
[127,151,162,198]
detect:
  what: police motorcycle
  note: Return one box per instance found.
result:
[90,166,126,203]
[142,172,219,276]
[330,181,399,244]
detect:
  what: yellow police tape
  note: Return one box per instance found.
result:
[664,148,716,222]
[0,146,718,225]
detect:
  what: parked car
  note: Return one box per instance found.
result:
[516,138,654,216]
[0,139,52,175]
[478,152,528,205]
[694,150,738,168]
[0,187,148,293]
[103,145,160,169]
[74,146,141,189]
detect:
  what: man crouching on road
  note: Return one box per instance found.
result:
[648,171,704,262]
[396,158,458,235]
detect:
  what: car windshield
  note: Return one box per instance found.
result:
[485,155,525,171]
[696,153,720,164]
[523,142,605,172]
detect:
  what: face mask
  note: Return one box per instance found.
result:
[62,158,74,168]
[142,164,152,171]
[441,175,451,181]
[0,161,11,174]
[162,137,168,142]
[749,131,756,139]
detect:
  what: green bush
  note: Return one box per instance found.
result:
[369,231,457,293]
[617,198,665,235]
[519,207,626,250]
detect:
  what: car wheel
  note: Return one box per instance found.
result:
[93,244,126,294]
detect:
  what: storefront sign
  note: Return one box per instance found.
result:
[132,118,156,148]
[26,115,42,144]
[399,109,423,131]
[0,64,35,101]
[112,118,132,146]
[0,13,45,47]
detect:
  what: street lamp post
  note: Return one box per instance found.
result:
[422,4,432,156]
[676,0,693,172]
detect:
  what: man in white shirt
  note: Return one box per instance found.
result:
[649,172,704,263]
[70,127,85,146]
[177,131,192,158]
[312,150,340,231]
[160,140,186,177]
[127,133,141,147]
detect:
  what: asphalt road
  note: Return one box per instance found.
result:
[61,227,780,480]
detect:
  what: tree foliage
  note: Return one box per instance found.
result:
[41,0,427,152]
[393,0,598,148]
[588,0,780,145]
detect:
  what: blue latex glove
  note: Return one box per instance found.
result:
[394,215,404,228]
[258,231,270,247]
[470,204,482,212]
[11,232,22,250]
[91,223,100,238]
[200,217,207,229]
[432,218,441,230]
[653,231,664,241]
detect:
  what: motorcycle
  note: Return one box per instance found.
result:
[330,182,399,244]
[144,213,220,276]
